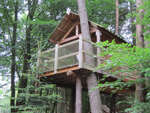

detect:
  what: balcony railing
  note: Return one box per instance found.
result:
[37,37,101,74]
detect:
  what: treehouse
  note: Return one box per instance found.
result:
[37,12,136,90]
[37,12,138,113]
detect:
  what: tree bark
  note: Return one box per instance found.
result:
[17,0,38,106]
[145,27,150,89]
[10,1,18,112]
[87,73,103,113]
[77,0,103,113]
[115,0,119,35]
[135,0,145,103]
[75,77,82,113]
[136,0,144,48]
[110,94,116,113]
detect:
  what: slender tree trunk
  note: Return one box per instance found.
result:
[110,94,116,113]
[75,77,82,113]
[56,87,66,113]
[115,0,119,35]
[135,0,145,103]
[77,0,103,113]
[10,1,18,112]
[145,27,150,89]
[17,0,38,106]
[72,88,75,113]
[136,0,144,48]
[65,88,75,113]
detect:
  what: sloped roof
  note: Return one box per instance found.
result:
[49,12,126,43]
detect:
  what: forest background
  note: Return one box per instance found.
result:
[0,0,150,113]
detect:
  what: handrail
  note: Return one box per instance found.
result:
[41,48,55,54]
[83,51,101,59]
[59,39,79,48]
[82,38,96,45]
[39,37,104,73]
[58,52,78,60]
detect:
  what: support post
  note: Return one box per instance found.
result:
[79,35,83,68]
[75,76,82,113]
[96,30,102,66]
[76,25,79,35]
[54,44,59,73]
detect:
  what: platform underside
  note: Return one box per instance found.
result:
[39,65,135,93]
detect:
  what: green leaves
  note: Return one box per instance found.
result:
[97,37,150,112]
[30,19,58,25]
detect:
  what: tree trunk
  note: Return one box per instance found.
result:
[115,0,119,35]
[136,0,144,48]
[145,27,150,89]
[66,88,75,113]
[75,77,82,113]
[10,1,18,112]
[135,0,145,103]
[87,73,103,113]
[77,0,103,113]
[110,94,116,113]
[56,87,66,113]
[16,0,38,106]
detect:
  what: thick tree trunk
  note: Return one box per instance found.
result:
[75,77,82,113]
[115,0,119,35]
[87,73,103,113]
[135,0,145,103]
[77,0,103,113]
[10,1,18,112]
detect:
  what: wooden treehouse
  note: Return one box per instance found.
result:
[38,12,136,86]
[37,12,136,112]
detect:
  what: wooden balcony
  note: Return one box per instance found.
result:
[37,36,137,83]
[37,37,102,76]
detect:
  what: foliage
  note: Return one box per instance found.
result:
[16,74,61,113]
[97,39,150,112]
[0,0,147,112]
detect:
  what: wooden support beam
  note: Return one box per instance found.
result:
[96,30,102,66]
[59,22,80,44]
[75,76,82,113]
[76,25,79,35]
[79,35,83,68]
[54,44,59,73]
[60,28,97,45]
[57,28,66,33]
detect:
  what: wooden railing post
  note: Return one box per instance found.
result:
[54,44,59,73]
[96,30,102,66]
[76,25,79,35]
[79,35,83,68]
